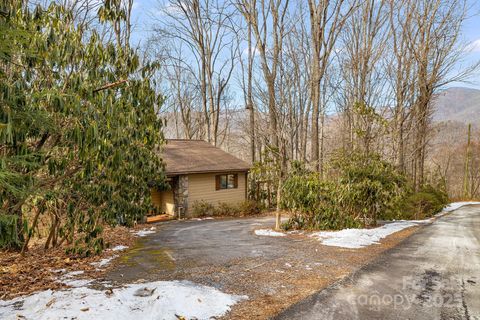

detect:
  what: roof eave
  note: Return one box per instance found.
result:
[166,168,251,176]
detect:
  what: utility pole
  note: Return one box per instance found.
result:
[463,123,472,199]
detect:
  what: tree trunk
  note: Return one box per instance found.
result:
[247,22,256,163]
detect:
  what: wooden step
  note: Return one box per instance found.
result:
[146,214,173,223]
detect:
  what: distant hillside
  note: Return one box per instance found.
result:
[433,87,480,124]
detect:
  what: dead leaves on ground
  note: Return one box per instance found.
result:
[0,225,136,300]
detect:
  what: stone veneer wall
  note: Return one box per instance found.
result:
[173,175,188,218]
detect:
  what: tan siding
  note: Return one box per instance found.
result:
[161,190,175,215]
[151,188,175,215]
[188,173,246,214]
[151,189,162,209]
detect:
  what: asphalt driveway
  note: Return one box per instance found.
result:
[105,215,418,319]
[274,205,480,320]
[107,216,294,282]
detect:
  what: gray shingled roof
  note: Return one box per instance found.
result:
[161,139,251,175]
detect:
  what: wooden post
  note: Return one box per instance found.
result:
[275,212,281,230]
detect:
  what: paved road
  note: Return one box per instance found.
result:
[274,205,480,320]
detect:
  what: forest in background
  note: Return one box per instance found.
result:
[147,0,479,222]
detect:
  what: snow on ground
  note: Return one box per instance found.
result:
[90,255,119,269]
[254,229,286,237]
[132,227,156,237]
[310,202,480,249]
[64,271,84,277]
[83,245,127,270]
[52,268,66,274]
[310,220,422,249]
[193,217,215,221]
[60,278,93,288]
[438,201,480,215]
[0,280,246,320]
[56,271,93,288]
[110,245,129,251]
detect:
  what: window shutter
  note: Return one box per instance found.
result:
[233,174,238,188]
[215,175,220,190]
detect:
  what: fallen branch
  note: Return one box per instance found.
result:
[93,79,128,93]
[244,261,268,272]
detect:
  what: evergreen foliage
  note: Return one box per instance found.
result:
[0,2,167,253]
[191,200,263,218]
[281,152,448,230]
[399,184,449,220]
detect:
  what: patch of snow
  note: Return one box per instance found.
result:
[310,220,422,249]
[439,201,480,215]
[310,202,480,249]
[90,255,119,269]
[52,268,66,274]
[133,228,156,237]
[251,249,264,256]
[275,269,285,273]
[0,280,246,320]
[110,245,129,252]
[64,271,84,278]
[287,230,304,235]
[285,263,292,268]
[254,229,286,237]
[57,271,92,288]
[193,217,215,221]
[61,278,93,288]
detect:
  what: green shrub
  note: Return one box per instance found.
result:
[282,206,362,231]
[216,202,241,216]
[0,214,22,250]
[399,184,449,220]
[281,166,363,230]
[280,171,324,214]
[192,200,264,218]
[331,152,409,225]
[238,200,263,215]
[281,154,412,230]
[191,201,216,218]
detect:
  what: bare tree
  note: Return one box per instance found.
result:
[236,0,291,228]
[337,0,390,156]
[282,4,312,162]
[308,0,357,173]
[403,0,472,189]
[387,0,417,173]
[237,16,257,163]
[153,0,238,146]
[236,0,290,151]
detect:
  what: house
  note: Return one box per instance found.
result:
[151,139,251,218]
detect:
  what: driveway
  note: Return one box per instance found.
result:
[107,216,294,282]
[274,205,480,320]
[105,215,418,319]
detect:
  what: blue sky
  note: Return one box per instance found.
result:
[129,0,480,90]
[450,0,480,89]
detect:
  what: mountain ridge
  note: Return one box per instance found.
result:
[433,87,480,124]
